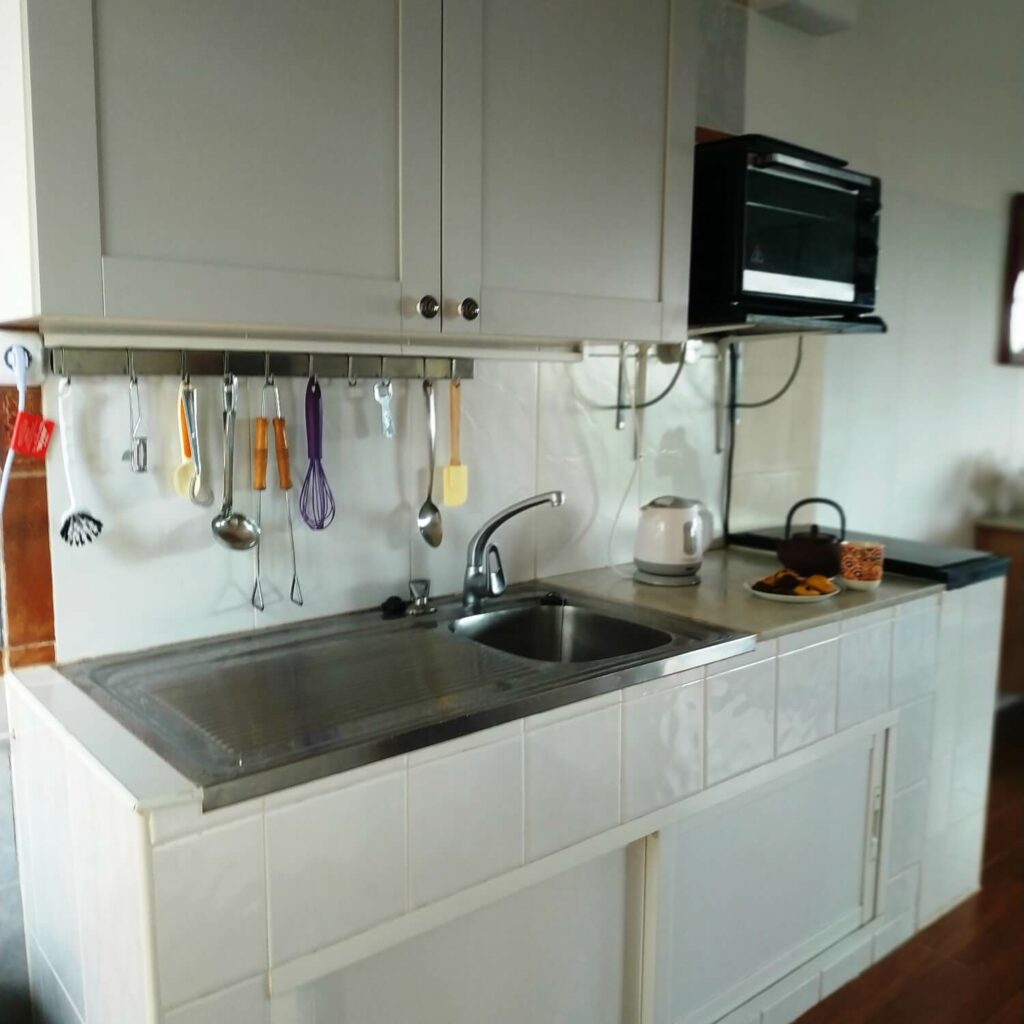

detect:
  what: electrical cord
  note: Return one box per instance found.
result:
[0,346,30,517]
[733,335,804,408]
[589,344,687,411]
[607,356,644,579]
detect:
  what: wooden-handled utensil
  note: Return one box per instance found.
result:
[251,394,270,611]
[442,379,468,507]
[272,385,303,605]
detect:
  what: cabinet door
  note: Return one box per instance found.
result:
[289,849,632,1024]
[25,0,441,335]
[441,0,696,342]
[654,733,883,1024]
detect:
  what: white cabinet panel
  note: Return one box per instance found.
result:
[442,0,696,341]
[23,0,442,333]
[288,850,630,1024]
[655,733,878,1024]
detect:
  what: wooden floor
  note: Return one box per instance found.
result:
[797,702,1024,1024]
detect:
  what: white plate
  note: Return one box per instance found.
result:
[743,579,839,604]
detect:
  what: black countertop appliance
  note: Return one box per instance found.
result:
[730,526,1009,590]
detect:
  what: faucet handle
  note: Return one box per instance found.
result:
[486,545,506,598]
[407,578,436,616]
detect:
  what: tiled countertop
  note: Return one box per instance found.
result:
[545,547,945,642]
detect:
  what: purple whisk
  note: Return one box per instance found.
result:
[299,376,335,530]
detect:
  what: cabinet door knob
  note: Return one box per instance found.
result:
[417,295,440,319]
[458,297,480,321]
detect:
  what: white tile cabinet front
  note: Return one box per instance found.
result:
[3,0,696,343]
[7,584,1004,1024]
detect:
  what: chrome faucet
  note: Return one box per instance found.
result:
[462,491,566,613]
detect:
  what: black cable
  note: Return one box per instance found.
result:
[722,342,740,542]
[733,336,804,408]
[722,335,805,542]
[592,347,686,411]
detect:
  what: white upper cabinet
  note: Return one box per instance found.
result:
[441,0,697,342]
[6,0,696,342]
[15,0,442,335]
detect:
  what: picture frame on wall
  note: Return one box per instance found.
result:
[999,193,1024,365]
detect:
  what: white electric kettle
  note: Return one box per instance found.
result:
[634,496,714,586]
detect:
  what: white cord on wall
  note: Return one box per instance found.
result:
[0,346,31,518]
[607,356,643,579]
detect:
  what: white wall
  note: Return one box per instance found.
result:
[746,0,1024,544]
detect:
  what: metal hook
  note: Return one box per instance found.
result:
[127,349,137,384]
[264,352,273,386]
[307,353,315,380]
[347,354,357,387]
[222,350,230,380]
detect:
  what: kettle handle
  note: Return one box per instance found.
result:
[784,498,846,540]
[684,505,715,556]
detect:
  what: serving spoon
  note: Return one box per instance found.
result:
[211,374,261,550]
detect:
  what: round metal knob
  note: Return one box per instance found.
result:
[417,295,440,320]
[458,297,480,321]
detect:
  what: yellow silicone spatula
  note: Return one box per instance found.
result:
[442,379,468,507]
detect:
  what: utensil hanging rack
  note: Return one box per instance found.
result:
[47,347,474,382]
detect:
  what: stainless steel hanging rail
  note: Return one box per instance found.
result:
[47,347,474,381]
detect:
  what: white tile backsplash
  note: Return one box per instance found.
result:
[776,639,838,755]
[893,696,934,792]
[705,658,776,784]
[165,976,269,1024]
[837,621,892,730]
[265,769,406,965]
[891,606,939,707]
[622,676,703,819]
[408,729,524,907]
[45,335,823,659]
[524,701,621,860]
[152,816,267,1008]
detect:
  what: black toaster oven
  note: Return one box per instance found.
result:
[689,134,881,326]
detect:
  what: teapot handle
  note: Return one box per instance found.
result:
[784,497,846,540]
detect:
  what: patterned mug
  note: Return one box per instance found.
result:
[840,541,885,590]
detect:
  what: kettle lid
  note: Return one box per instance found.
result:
[790,524,837,543]
[645,495,701,510]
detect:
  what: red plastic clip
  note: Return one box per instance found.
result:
[10,411,55,459]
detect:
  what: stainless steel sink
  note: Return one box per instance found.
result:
[61,587,753,809]
[451,603,672,663]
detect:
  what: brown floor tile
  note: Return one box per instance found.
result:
[2,474,55,647]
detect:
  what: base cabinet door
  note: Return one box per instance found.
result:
[284,849,632,1024]
[440,0,697,342]
[653,733,883,1024]
[23,0,442,334]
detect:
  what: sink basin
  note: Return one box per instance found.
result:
[451,603,672,663]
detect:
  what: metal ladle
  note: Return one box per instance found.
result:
[211,374,261,551]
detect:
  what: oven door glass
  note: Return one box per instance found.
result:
[743,167,858,303]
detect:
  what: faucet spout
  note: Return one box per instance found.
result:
[463,491,565,612]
